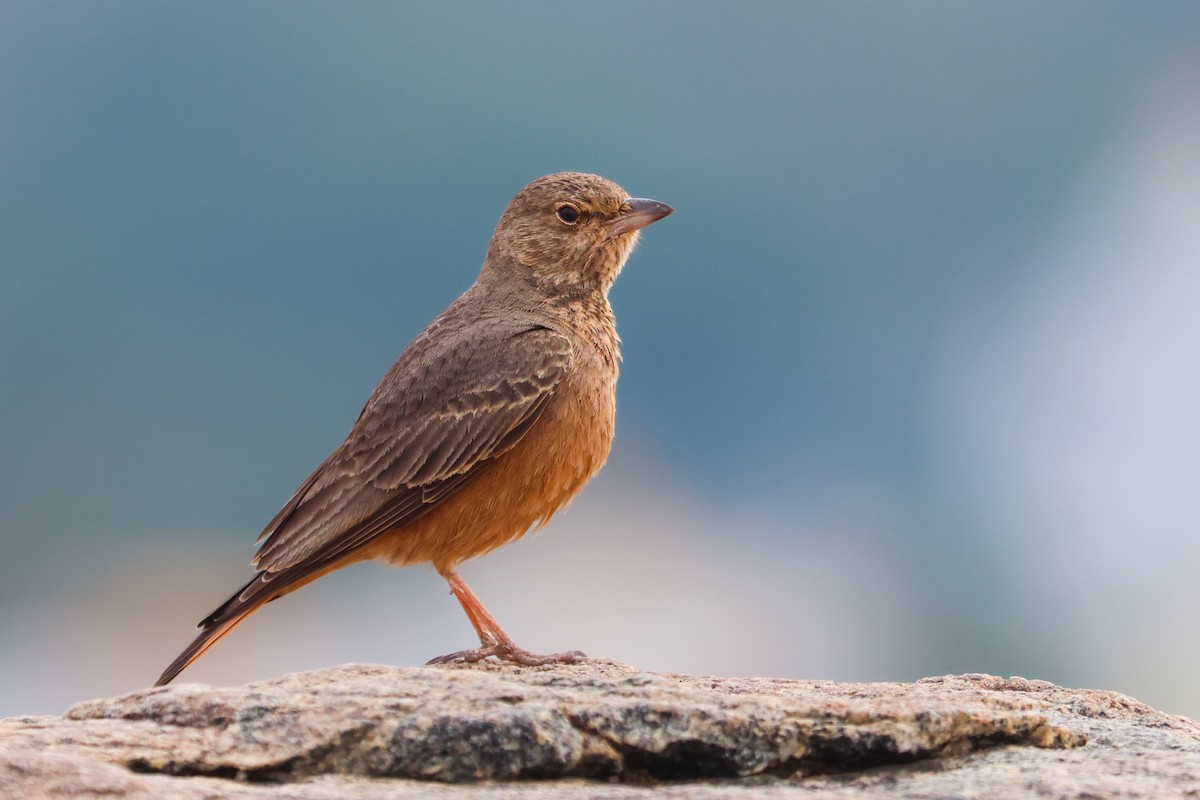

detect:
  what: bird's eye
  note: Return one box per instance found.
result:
[555,204,581,225]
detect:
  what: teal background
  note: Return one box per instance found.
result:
[3,2,1199,718]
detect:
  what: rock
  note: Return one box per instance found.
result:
[1,661,1198,798]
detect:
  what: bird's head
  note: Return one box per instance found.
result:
[484,172,673,296]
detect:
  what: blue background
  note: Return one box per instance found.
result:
[3,2,1199,718]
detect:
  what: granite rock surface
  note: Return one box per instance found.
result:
[2,661,1198,798]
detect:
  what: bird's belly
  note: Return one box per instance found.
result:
[364,373,616,569]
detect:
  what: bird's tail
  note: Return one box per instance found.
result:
[155,557,351,686]
[155,575,265,686]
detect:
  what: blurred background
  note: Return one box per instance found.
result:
[3,2,1199,719]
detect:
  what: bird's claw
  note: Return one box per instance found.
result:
[427,642,585,667]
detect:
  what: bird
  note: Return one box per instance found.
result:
[155,172,673,686]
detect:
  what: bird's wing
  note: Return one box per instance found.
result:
[249,323,573,575]
[156,323,574,686]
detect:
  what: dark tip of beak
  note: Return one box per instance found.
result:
[607,197,674,236]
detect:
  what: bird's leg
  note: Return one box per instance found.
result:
[427,566,585,666]
[440,566,504,647]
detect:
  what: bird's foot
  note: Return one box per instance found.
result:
[426,641,586,667]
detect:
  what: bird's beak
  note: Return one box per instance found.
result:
[607,198,674,236]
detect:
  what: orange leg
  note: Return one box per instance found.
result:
[428,566,585,666]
